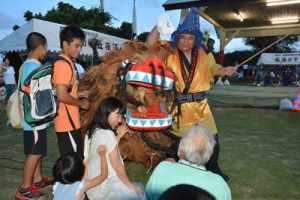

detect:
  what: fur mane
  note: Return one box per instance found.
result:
[78,41,178,169]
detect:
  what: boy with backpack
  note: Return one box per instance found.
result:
[15,32,53,200]
[52,25,90,159]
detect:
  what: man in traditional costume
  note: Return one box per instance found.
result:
[146,7,236,181]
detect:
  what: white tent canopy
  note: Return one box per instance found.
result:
[257,53,300,66]
[0,18,128,57]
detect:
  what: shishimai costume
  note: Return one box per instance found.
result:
[164,7,229,181]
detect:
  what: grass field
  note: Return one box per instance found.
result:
[0,107,299,200]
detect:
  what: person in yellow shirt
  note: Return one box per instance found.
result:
[146,7,236,181]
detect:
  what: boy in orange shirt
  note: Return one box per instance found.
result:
[52,26,90,159]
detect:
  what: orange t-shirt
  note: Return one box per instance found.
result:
[52,55,81,132]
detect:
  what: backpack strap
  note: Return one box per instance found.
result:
[53,56,74,93]
[65,104,76,130]
[73,63,80,81]
[16,63,25,92]
[17,59,37,92]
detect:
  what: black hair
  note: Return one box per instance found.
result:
[26,32,47,51]
[60,25,85,48]
[159,184,216,200]
[87,97,126,139]
[52,152,85,184]
[3,57,8,63]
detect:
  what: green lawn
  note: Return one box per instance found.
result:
[0,107,299,200]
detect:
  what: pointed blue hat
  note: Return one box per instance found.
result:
[170,7,203,49]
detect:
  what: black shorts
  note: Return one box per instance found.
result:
[23,129,47,156]
[56,128,83,159]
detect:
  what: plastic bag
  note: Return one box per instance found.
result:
[6,91,22,128]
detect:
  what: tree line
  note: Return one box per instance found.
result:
[12,2,300,66]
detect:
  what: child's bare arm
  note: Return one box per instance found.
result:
[87,145,108,187]
[81,157,90,181]
[81,145,108,193]
[97,145,108,181]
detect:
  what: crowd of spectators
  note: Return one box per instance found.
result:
[232,64,300,87]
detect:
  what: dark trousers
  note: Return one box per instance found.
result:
[56,128,83,159]
[205,134,223,176]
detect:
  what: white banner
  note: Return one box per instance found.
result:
[257,53,300,65]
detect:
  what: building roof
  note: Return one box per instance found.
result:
[163,0,300,38]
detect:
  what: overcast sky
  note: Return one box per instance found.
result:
[0,0,270,53]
